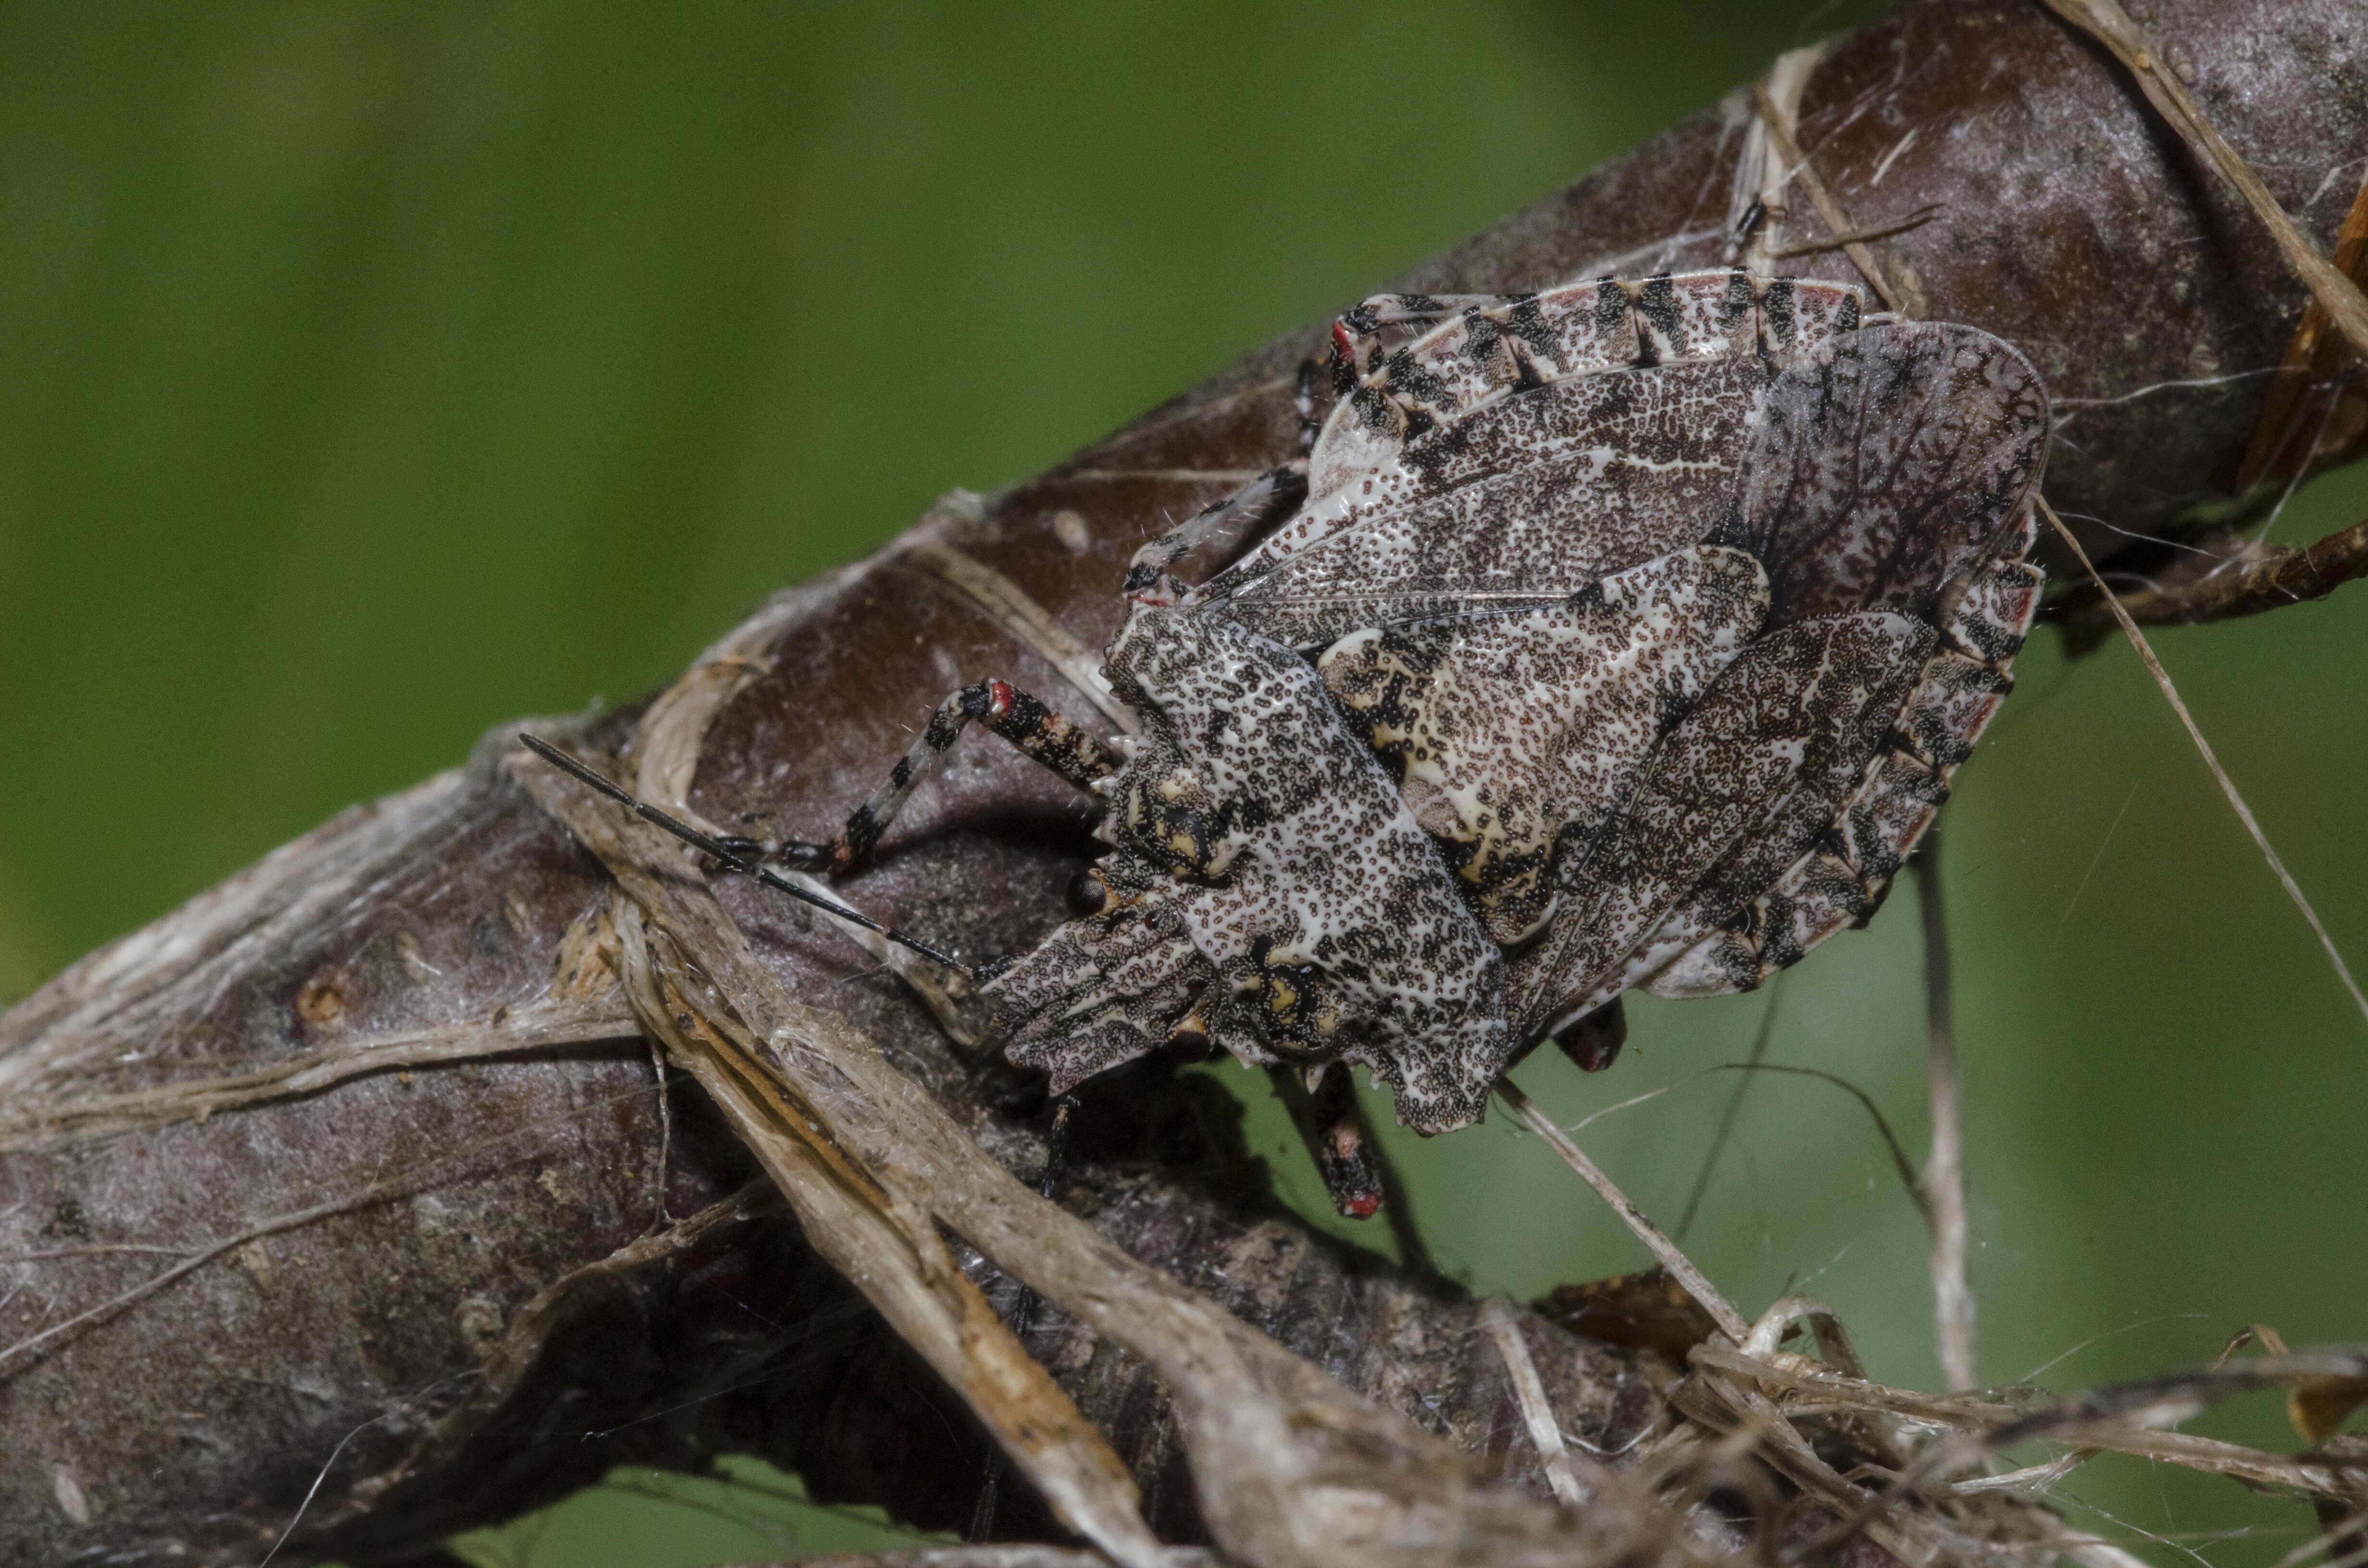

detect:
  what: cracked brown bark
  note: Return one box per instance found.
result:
[3,0,2364,1561]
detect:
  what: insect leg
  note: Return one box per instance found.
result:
[1269,1062,1385,1219]
[1114,359,1325,604]
[1295,355,1321,456]
[777,681,1120,872]
[1121,462,1307,601]
[516,735,974,974]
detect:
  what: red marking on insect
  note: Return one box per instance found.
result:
[1331,320,1356,360]
[987,680,1016,718]
[1343,1192,1382,1219]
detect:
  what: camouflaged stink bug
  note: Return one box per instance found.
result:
[535,267,2050,1147]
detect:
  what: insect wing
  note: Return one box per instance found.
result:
[1515,320,2051,1030]
[1508,610,1936,1030]
[1197,354,1776,649]
[1314,545,1772,947]
[1216,272,1871,596]
[1641,519,2044,1004]
[1737,319,2050,627]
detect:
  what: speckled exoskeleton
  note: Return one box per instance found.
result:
[758,270,2049,1137]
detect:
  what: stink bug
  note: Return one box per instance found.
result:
[533,268,2048,1148]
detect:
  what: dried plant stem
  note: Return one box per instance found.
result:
[2040,498,2368,1028]
[2060,515,2368,639]
[1496,1077,1749,1343]
[615,902,1164,1567]
[0,1161,491,1377]
[1482,1298,1590,1507]
[536,796,1640,1568]
[2236,171,2368,495]
[574,622,1171,1564]
[520,600,1654,1568]
[2035,0,2368,360]
[1917,832,1976,1392]
[0,992,641,1151]
[1750,79,1904,312]
[1689,1340,2368,1495]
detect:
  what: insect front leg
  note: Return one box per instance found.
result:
[1121,465,1307,605]
[1120,359,1323,604]
[737,680,1119,873]
[1293,354,1321,457]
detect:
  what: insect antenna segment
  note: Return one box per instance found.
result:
[517,733,976,978]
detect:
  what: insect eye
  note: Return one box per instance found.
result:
[1068,869,1113,915]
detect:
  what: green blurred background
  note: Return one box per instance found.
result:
[2,5,2362,1565]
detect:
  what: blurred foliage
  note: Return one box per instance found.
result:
[1,3,2361,1565]
[444,1458,944,1568]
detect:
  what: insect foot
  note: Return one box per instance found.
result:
[991,607,1515,1133]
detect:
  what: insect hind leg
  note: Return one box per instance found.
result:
[1270,1062,1385,1219]
[766,681,1120,872]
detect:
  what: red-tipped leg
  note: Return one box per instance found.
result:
[1271,1061,1385,1220]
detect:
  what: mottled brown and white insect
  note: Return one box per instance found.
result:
[551,268,2049,1145]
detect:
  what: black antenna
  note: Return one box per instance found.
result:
[518,733,975,979]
